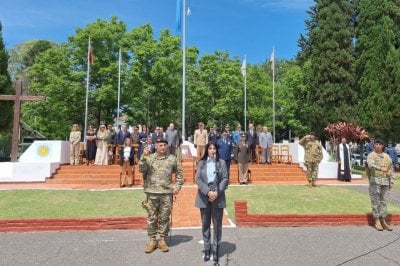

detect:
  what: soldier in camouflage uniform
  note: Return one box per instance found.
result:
[299,132,323,187]
[139,137,184,253]
[366,138,394,231]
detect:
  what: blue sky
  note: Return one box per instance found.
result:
[1,0,313,64]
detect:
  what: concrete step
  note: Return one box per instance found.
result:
[48,162,306,187]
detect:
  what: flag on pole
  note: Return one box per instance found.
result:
[269,48,274,70]
[241,58,247,77]
[176,0,183,33]
[88,39,94,65]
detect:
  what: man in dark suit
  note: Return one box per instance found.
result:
[194,143,229,263]
[217,132,232,177]
[246,122,258,164]
[117,124,131,145]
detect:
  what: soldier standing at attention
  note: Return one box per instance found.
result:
[69,124,81,165]
[299,132,323,188]
[367,138,394,231]
[194,122,208,161]
[139,137,184,253]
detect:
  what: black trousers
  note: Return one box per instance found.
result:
[200,203,223,253]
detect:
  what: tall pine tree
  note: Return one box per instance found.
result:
[356,0,400,141]
[300,0,357,137]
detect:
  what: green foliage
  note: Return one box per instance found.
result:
[0,21,13,133]
[302,0,357,137]
[23,46,84,139]
[356,0,400,141]
[0,132,11,161]
[16,3,400,143]
[8,39,57,82]
[123,25,183,128]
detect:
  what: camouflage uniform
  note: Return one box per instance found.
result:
[139,153,184,238]
[367,151,393,219]
[299,136,323,185]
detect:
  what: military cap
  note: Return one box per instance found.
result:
[236,124,241,128]
[374,138,385,145]
[156,137,168,144]
[240,132,246,137]
[222,131,228,134]
[225,124,230,128]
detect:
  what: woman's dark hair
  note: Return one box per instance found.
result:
[200,143,220,161]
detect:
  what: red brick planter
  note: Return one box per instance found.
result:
[0,216,147,232]
[235,200,400,227]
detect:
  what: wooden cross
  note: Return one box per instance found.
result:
[0,81,45,162]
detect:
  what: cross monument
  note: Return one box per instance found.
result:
[0,81,45,161]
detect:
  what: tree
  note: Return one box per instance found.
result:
[68,16,127,127]
[22,45,85,139]
[8,40,57,82]
[356,0,400,141]
[300,0,358,137]
[195,51,243,127]
[123,24,183,129]
[0,21,13,133]
[278,61,309,139]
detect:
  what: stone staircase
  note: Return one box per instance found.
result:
[47,158,307,187]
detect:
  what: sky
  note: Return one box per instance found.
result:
[1,0,313,64]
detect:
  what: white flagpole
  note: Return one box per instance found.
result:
[84,37,91,138]
[243,55,247,130]
[272,46,275,143]
[117,48,121,131]
[181,0,186,140]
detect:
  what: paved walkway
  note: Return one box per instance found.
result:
[1,227,400,265]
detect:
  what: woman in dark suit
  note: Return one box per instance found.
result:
[195,143,229,263]
[120,138,135,187]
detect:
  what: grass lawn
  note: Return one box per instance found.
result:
[2,186,400,221]
[0,189,147,219]
[225,185,400,222]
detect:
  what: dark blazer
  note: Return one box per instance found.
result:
[194,159,229,209]
[119,146,135,166]
[117,131,131,145]
[246,130,258,146]
[217,138,232,161]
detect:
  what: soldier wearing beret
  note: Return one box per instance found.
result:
[139,137,184,253]
[366,138,394,231]
[299,132,323,187]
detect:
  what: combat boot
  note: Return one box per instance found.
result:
[145,237,158,253]
[374,218,383,231]
[380,217,393,231]
[158,236,169,252]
